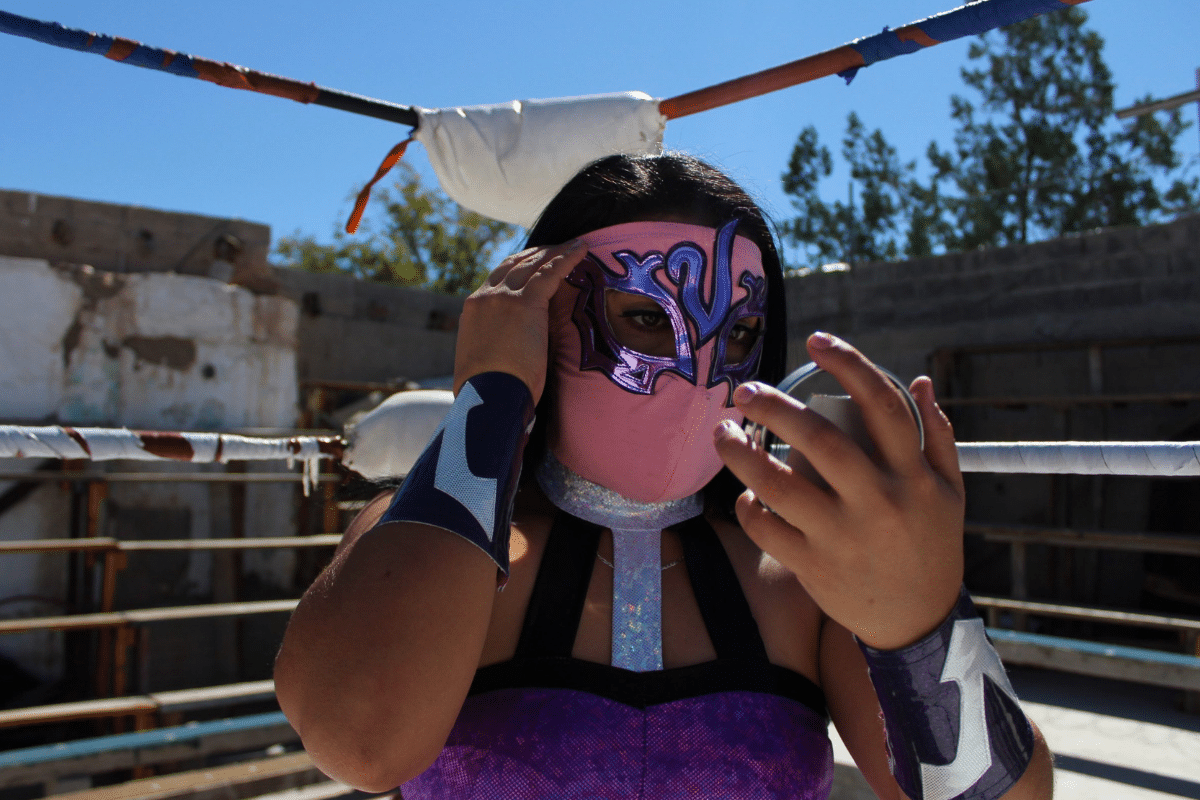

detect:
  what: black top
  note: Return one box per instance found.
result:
[469,511,827,718]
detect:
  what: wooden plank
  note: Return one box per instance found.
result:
[121,537,341,552]
[941,391,1200,408]
[240,781,365,800]
[0,612,126,634]
[0,537,340,554]
[44,752,318,800]
[989,628,1200,692]
[0,681,277,729]
[0,697,157,729]
[0,601,299,635]
[0,716,299,789]
[0,473,338,483]
[966,522,1200,557]
[126,600,297,624]
[150,681,276,713]
[0,538,117,554]
[975,596,1200,633]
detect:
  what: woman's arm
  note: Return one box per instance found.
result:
[715,332,1053,798]
[821,618,1054,800]
[274,496,498,790]
[274,240,585,791]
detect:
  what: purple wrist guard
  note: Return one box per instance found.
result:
[856,587,1035,800]
[379,372,534,583]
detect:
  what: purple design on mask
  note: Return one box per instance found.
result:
[567,220,765,397]
[709,270,767,394]
[666,220,737,346]
[568,251,695,394]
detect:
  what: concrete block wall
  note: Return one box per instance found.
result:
[272,267,464,385]
[0,256,300,692]
[783,212,1200,614]
[784,212,1200,378]
[0,189,274,289]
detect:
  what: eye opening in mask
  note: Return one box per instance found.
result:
[721,314,764,366]
[604,289,678,358]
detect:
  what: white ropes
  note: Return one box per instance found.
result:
[4,425,1199,481]
[782,440,1200,479]
[956,442,1200,477]
[0,426,340,495]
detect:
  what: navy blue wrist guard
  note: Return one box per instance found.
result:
[856,587,1035,800]
[379,372,535,583]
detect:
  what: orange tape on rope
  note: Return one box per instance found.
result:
[345,138,412,234]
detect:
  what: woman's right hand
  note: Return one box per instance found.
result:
[453,239,587,403]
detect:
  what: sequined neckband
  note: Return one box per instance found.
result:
[534,451,704,532]
[535,451,704,673]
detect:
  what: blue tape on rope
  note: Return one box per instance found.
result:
[848,27,925,68]
[114,44,200,78]
[0,711,291,768]
[0,11,199,77]
[0,11,107,52]
[919,0,1071,43]
[848,0,1076,67]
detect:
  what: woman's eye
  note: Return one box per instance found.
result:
[729,322,761,343]
[621,309,669,330]
[722,317,763,365]
[604,290,677,357]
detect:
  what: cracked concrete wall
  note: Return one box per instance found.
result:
[0,257,300,687]
[0,257,298,429]
[783,212,1200,378]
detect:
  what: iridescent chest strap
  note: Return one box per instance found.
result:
[535,453,703,671]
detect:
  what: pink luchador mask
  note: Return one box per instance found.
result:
[547,220,767,503]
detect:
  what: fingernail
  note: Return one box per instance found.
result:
[809,331,835,349]
[733,382,759,405]
[715,418,743,441]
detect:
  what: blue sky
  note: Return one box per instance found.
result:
[2,1,1197,265]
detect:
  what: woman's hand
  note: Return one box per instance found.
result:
[714,332,965,650]
[453,240,586,402]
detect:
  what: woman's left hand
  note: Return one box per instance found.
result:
[714,332,965,650]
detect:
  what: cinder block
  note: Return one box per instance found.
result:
[1165,250,1200,276]
[1034,233,1087,259]
[0,189,272,282]
[1136,222,1176,252]
[1141,277,1199,304]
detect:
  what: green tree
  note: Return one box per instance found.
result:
[932,6,1198,250]
[275,164,519,295]
[781,7,1199,265]
[781,112,917,266]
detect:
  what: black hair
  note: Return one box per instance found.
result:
[523,152,788,518]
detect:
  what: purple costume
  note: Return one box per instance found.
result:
[402,511,834,799]
[401,221,831,798]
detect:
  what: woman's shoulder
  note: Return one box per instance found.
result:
[707,512,824,679]
[706,512,808,591]
[330,488,397,559]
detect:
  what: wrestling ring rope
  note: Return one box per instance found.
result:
[2,423,1199,479]
[0,425,341,495]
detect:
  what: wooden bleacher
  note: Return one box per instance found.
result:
[0,712,298,795]
[1,467,1198,799]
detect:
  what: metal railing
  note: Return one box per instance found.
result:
[1,411,1197,793]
